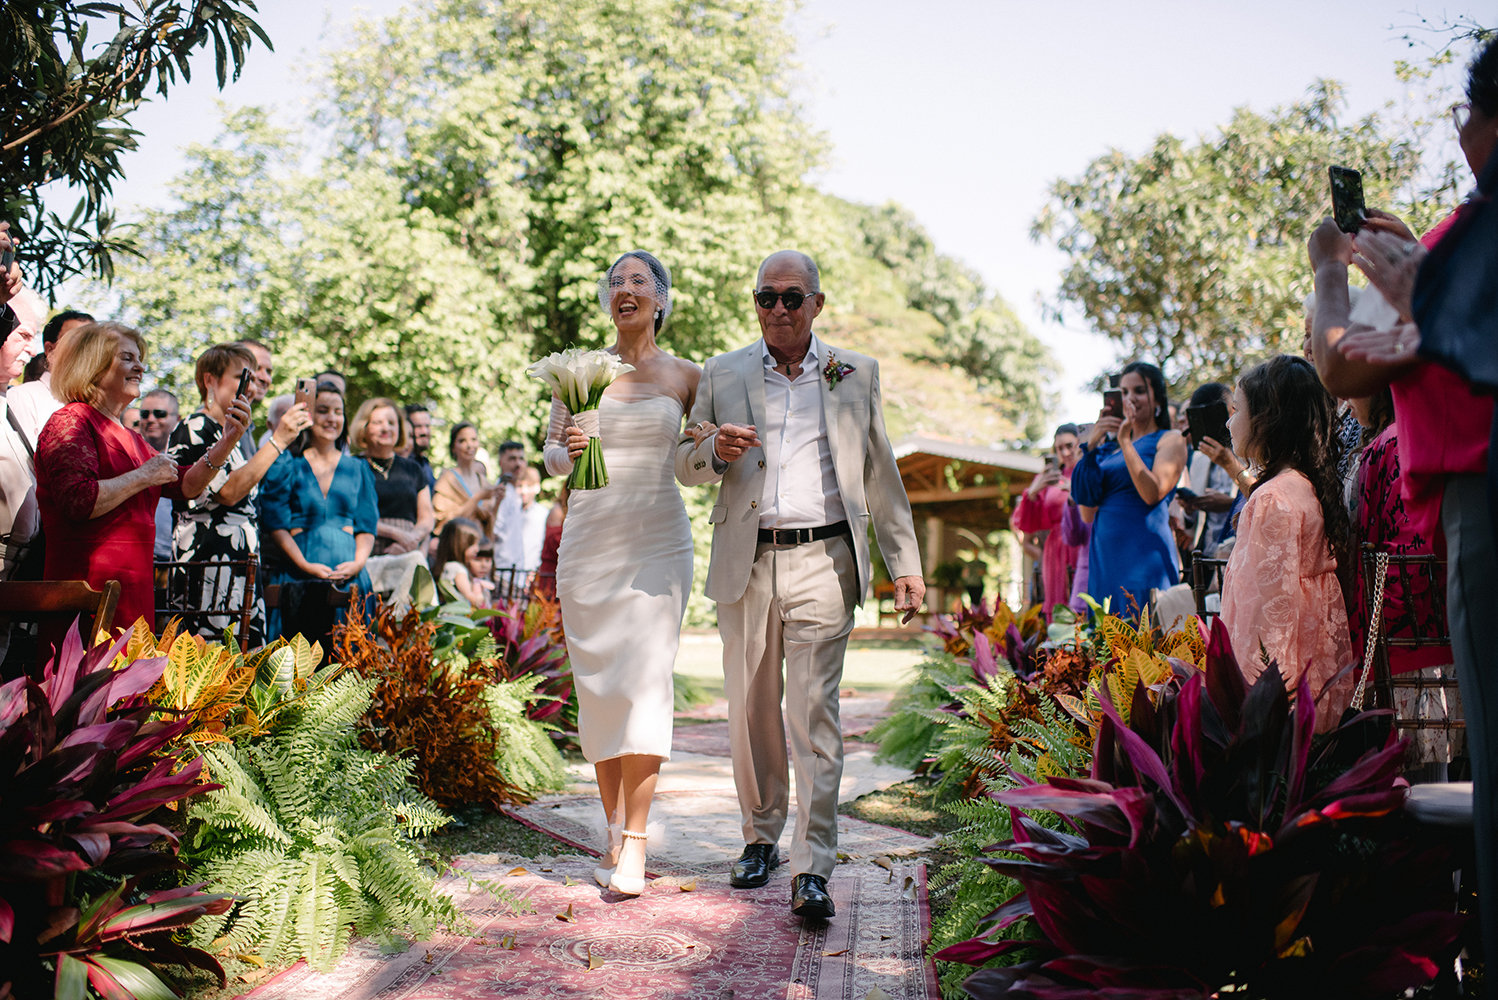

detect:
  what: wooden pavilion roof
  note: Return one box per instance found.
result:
[893,435,1045,527]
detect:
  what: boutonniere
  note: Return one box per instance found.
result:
[822,352,856,388]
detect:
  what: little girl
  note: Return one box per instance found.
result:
[432,516,495,607]
[1220,354,1354,731]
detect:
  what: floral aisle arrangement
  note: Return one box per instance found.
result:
[0,626,232,1000]
[526,347,635,489]
[935,619,1470,1000]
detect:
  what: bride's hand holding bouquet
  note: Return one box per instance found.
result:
[526,347,635,489]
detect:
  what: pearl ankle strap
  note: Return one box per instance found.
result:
[621,829,649,841]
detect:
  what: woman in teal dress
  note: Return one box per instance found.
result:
[259,383,378,641]
[1070,362,1188,618]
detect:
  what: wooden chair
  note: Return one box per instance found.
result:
[154,555,258,646]
[1359,544,1461,771]
[1190,553,1228,618]
[0,580,122,672]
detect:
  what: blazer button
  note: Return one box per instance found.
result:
[750,501,757,509]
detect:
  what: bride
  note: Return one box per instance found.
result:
[543,250,703,896]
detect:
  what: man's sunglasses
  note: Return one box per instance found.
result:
[753,289,810,311]
[142,409,173,420]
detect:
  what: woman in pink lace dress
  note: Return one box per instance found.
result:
[1221,355,1355,732]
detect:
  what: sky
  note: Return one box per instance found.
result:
[84,0,1480,426]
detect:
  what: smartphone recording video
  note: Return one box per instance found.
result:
[1102,389,1124,420]
[1329,165,1366,234]
[236,367,256,400]
[294,378,316,411]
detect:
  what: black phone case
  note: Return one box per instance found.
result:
[1186,402,1231,449]
[1102,390,1124,419]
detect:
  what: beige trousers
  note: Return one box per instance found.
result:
[717,535,858,879]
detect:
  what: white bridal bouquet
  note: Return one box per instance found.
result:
[526,348,636,490]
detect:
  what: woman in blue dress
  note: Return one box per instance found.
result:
[1070,361,1188,618]
[259,382,378,641]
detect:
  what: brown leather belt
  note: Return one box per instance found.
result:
[757,520,851,545]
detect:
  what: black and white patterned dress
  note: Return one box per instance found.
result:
[167,412,265,646]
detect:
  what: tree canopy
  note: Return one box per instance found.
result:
[105,0,1054,456]
[1,0,272,296]
[1031,81,1448,392]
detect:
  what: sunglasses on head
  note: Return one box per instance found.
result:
[142,409,173,420]
[753,289,809,311]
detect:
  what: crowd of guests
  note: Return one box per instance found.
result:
[0,267,561,666]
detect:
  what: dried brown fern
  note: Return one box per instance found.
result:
[330,593,529,809]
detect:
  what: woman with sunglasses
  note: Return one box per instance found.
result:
[542,250,703,896]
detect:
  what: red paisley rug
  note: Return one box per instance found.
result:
[243,854,936,1000]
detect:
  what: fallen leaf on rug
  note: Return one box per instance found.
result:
[864,988,894,1000]
[499,934,517,950]
[587,946,604,971]
[557,903,577,923]
[901,876,918,901]
[873,856,894,879]
[563,876,581,886]
[507,866,529,876]
[423,951,433,963]
[679,878,697,892]
[822,948,849,957]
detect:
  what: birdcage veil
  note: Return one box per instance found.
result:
[597,250,673,330]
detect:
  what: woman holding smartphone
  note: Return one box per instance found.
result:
[1012,424,1082,620]
[169,343,311,645]
[1070,361,1188,618]
[260,382,378,643]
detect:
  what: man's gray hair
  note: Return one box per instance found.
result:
[141,387,178,406]
[756,250,820,293]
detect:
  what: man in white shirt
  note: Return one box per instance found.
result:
[517,465,549,571]
[677,250,924,920]
[492,441,529,593]
[7,306,92,446]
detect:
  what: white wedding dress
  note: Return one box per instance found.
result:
[544,385,693,763]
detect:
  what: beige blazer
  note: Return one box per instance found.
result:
[675,337,922,606]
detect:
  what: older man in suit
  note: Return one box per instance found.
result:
[677,249,925,920]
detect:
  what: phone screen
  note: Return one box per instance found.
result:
[1329,166,1366,234]
[1102,389,1124,420]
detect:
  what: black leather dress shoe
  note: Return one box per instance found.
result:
[790,873,835,919]
[729,843,780,888]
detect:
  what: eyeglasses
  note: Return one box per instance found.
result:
[754,289,809,311]
[142,409,174,420]
[1452,101,1474,131]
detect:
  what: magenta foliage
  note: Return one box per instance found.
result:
[488,602,574,729]
[0,621,226,999]
[944,619,1469,1000]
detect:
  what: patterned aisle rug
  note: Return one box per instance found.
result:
[243,853,939,1000]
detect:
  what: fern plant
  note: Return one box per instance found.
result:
[866,650,975,769]
[184,674,461,971]
[927,699,1090,999]
[481,676,568,795]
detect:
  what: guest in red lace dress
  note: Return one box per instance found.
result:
[33,322,250,642]
[534,484,568,600]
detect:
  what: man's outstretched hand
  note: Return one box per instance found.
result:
[893,575,926,625]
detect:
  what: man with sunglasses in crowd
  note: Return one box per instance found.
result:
[139,389,181,564]
[676,250,924,922]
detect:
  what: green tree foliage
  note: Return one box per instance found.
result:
[1,0,271,296]
[1032,82,1434,392]
[106,0,1054,462]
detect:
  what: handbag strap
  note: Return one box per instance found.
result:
[1351,549,1390,712]
[6,404,35,461]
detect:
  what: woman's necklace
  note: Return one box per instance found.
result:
[367,454,394,480]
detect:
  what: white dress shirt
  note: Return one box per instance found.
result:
[521,501,550,571]
[758,335,846,530]
[8,371,62,447]
[493,487,527,569]
[0,395,39,581]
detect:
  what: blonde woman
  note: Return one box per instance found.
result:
[34,322,247,639]
[350,397,435,556]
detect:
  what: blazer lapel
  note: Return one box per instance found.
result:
[744,341,767,432]
[815,334,843,476]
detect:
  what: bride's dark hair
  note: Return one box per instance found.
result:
[1238,354,1348,564]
